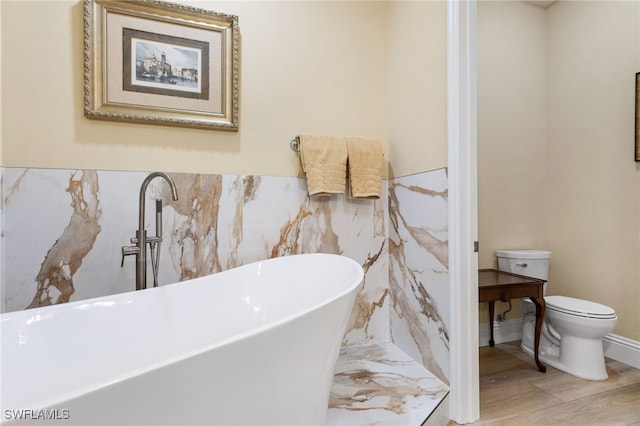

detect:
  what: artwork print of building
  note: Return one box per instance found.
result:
[136,51,198,85]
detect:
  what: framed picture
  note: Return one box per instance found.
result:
[84,0,239,131]
[636,72,640,161]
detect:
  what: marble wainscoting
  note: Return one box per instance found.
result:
[389,169,450,384]
[2,166,452,423]
[2,168,123,310]
[0,167,4,313]
[1,168,389,346]
[326,169,450,425]
[237,175,389,347]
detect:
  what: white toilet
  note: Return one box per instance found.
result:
[496,249,618,381]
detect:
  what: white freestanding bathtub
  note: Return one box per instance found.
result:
[0,253,364,425]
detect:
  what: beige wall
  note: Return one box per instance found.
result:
[0,1,449,178]
[478,1,548,322]
[388,0,447,177]
[1,1,390,176]
[546,0,640,340]
[479,0,640,342]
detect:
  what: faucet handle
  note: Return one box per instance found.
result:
[121,245,140,267]
[130,236,163,245]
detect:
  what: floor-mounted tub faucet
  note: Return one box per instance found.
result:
[121,172,179,291]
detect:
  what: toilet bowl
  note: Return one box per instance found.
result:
[521,296,617,380]
[497,249,618,381]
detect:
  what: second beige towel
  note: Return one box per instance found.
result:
[299,134,348,196]
[346,137,383,199]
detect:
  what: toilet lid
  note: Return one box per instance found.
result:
[545,295,617,319]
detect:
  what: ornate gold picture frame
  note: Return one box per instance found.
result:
[84,0,239,131]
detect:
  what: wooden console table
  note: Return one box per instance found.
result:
[478,269,547,373]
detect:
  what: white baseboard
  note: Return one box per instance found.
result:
[603,334,640,369]
[478,319,640,370]
[478,318,522,347]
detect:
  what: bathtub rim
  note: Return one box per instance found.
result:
[1,253,364,412]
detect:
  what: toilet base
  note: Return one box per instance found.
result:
[521,313,610,381]
[521,339,609,381]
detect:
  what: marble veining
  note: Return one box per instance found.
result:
[327,342,449,425]
[161,174,225,279]
[27,170,102,308]
[389,169,450,383]
[343,241,389,346]
[269,202,313,258]
[238,175,390,346]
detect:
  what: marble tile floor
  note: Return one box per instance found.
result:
[327,342,450,426]
[465,341,640,425]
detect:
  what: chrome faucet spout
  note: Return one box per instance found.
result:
[136,172,179,291]
[138,172,179,241]
[122,172,179,291]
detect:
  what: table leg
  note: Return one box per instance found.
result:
[488,301,495,347]
[529,296,547,373]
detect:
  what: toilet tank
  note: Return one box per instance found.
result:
[496,249,551,281]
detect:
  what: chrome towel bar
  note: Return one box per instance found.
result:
[290,136,300,154]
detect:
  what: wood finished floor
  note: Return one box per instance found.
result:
[463,341,640,425]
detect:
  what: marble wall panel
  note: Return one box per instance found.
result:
[77,170,148,299]
[1,168,393,346]
[154,173,243,282]
[239,175,390,345]
[389,168,450,383]
[3,169,148,311]
[2,166,449,361]
[0,167,4,313]
[303,182,389,346]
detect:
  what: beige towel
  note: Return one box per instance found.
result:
[346,137,383,199]
[299,134,348,196]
